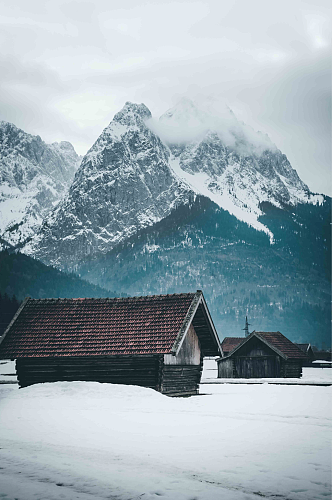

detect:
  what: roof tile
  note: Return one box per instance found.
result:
[255,332,306,359]
[0,294,197,358]
[221,337,244,354]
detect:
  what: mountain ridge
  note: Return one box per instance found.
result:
[0,120,81,249]
[24,102,193,268]
[0,101,329,345]
[22,99,324,268]
[155,98,322,239]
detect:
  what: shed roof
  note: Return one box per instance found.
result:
[221,337,244,354]
[295,343,312,354]
[255,332,306,359]
[219,331,306,360]
[0,292,221,359]
[221,331,306,359]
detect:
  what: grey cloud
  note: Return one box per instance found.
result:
[147,97,276,157]
[0,0,330,194]
[0,56,68,89]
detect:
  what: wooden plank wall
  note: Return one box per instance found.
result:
[280,360,303,378]
[234,356,281,378]
[160,362,203,396]
[217,358,234,378]
[16,356,206,396]
[16,355,161,389]
[218,356,303,378]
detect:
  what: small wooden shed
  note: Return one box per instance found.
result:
[218,331,306,378]
[295,343,315,366]
[219,337,244,356]
[0,291,221,396]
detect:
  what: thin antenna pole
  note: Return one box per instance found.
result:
[242,316,251,337]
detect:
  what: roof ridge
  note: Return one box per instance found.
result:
[222,336,244,340]
[254,331,282,334]
[257,331,301,343]
[28,292,197,303]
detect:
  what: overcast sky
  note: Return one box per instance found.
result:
[0,0,330,195]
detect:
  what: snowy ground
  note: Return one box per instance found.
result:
[202,359,332,385]
[0,362,331,500]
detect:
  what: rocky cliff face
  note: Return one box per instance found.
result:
[27,102,192,268]
[0,121,80,247]
[1,100,329,345]
[156,98,316,238]
[25,98,323,269]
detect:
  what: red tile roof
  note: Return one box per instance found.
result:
[221,337,244,355]
[255,332,307,359]
[0,293,202,358]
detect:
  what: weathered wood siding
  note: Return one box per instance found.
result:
[16,355,161,389]
[280,360,302,378]
[218,356,303,379]
[235,337,275,358]
[161,325,202,396]
[164,325,201,365]
[160,363,203,396]
[218,358,234,378]
[234,356,281,378]
[218,336,283,378]
[16,324,207,396]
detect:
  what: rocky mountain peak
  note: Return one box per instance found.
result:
[21,98,323,268]
[155,99,314,238]
[158,98,212,143]
[26,102,192,268]
[0,121,36,155]
[0,121,80,249]
[81,102,153,168]
[113,101,152,127]
[53,141,77,152]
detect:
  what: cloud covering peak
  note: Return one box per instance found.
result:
[148,97,275,156]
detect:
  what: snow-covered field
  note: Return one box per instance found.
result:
[0,365,331,500]
[202,360,332,385]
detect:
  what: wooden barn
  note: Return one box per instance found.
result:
[218,331,306,378]
[0,291,222,396]
[219,337,244,356]
[295,343,315,366]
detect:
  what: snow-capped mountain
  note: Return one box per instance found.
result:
[26,103,192,267]
[2,99,329,345]
[25,98,324,268]
[0,121,80,248]
[152,98,321,239]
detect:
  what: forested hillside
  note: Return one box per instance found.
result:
[0,250,127,336]
[0,250,123,303]
[78,196,330,347]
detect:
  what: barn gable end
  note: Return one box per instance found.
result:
[218,331,306,379]
[165,324,201,366]
[161,324,202,397]
[233,335,282,359]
